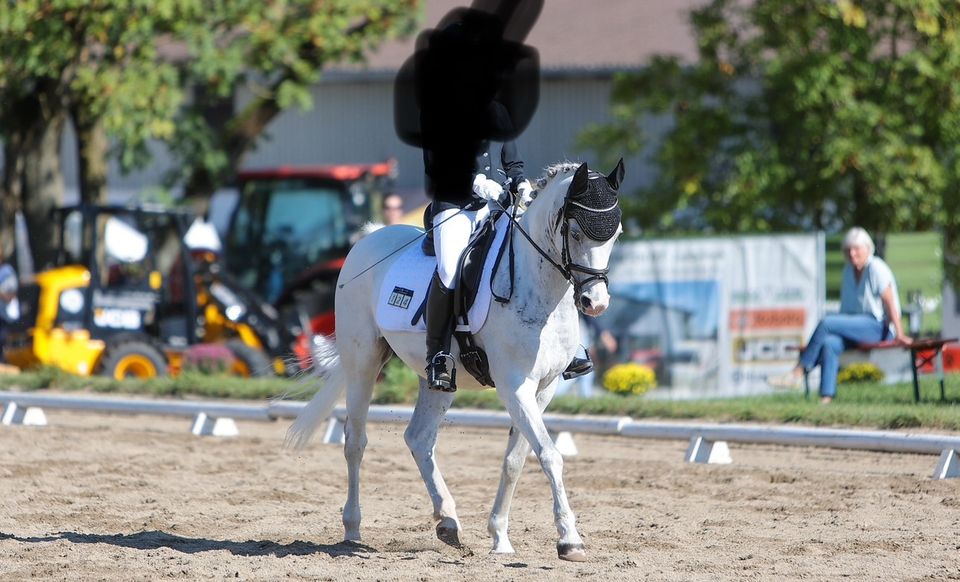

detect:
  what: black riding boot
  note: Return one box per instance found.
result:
[425,272,457,392]
[562,356,593,380]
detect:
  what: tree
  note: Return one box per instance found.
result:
[0,1,196,265]
[580,0,960,284]
[168,0,419,214]
[0,1,418,266]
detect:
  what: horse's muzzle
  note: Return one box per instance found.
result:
[577,284,609,317]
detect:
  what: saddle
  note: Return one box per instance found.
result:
[413,203,508,387]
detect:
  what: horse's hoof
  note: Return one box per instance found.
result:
[436,524,462,548]
[557,542,587,562]
[490,536,515,555]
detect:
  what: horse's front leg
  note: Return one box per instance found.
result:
[403,378,463,548]
[496,377,586,562]
[488,378,557,554]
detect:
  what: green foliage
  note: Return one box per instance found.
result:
[837,362,885,384]
[581,1,960,285]
[0,1,196,167]
[0,0,419,198]
[167,0,420,199]
[602,363,657,396]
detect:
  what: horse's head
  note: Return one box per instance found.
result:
[532,159,624,316]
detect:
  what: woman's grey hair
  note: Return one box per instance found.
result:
[842,226,875,256]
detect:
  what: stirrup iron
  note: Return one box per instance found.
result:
[562,355,593,380]
[427,351,457,392]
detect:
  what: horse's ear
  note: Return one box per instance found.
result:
[607,158,625,191]
[570,163,589,197]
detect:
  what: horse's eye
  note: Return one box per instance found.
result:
[570,230,582,242]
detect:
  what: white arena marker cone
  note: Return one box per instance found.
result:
[685,436,732,465]
[1,403,47,427]
[552,431,579,457]
[191,413,239,437]
[322,417,345,445]
[932,449,960,480]
[528,431,578,458]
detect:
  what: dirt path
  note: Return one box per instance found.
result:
[1,405,959,581]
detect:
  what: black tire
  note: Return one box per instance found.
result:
[226,340,276,377]
[100,340,168,380]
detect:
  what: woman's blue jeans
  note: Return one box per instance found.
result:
[799,314,888,397]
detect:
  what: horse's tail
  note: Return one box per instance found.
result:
[284,335,345,450]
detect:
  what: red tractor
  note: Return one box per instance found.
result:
[219,161,396,364]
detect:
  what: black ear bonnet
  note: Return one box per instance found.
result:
[565,172,621,241]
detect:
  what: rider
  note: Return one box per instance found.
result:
[424,113,531,392]
[408,7,544,392]
[424,117,595,392]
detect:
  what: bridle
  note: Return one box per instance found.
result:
[557,198,617,298]
[498,181,619,306]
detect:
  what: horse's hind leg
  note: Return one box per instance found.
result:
[341,335,391,542]
[497,378,586,562]
[487,379,557,554]
[403,380,461,548]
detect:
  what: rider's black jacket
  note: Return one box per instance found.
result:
[424,101,526,212]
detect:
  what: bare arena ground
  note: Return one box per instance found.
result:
[1,405,959,581]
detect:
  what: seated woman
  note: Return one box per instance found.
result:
[768,227,911,403]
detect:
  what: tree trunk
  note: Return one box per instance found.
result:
[943,188,960,290]
[21,111,68,271]
[850,171,878,233]
[1,138,26,263]
[1,90,67,271]
[73,105,108,205]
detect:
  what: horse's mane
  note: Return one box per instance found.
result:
[535,161,582,191]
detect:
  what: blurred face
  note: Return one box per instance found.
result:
[383,196,403,226]
[845,243,869,271]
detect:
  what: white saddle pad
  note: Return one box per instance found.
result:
[376,213,510,334]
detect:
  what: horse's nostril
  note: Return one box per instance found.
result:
[580,296,593,310]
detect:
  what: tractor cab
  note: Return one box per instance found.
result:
[223,161,395,339]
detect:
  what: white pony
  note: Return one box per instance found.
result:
[287,159,624,562]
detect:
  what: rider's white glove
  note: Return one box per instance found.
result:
[516,180,534,205]
[472,174,503,201]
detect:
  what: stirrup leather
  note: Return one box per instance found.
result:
[427,351,457,392]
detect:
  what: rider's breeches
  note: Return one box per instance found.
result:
[433,208,479,288]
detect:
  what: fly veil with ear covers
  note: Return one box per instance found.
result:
[563,162,623,242]
[550,160,624,303]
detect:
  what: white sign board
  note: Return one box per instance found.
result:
[603,234,825,398]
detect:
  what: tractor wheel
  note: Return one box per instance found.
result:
[101,340,168,380]
[226,340,276,377]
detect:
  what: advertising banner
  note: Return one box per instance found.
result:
[603,234,825,398]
